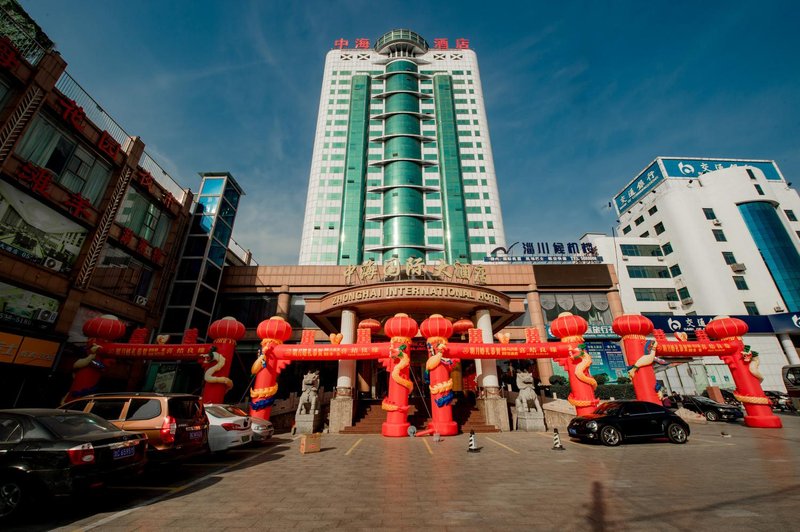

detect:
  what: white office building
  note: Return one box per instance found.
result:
[584,157,800,393]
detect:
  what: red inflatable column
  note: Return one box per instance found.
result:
[550,312,598,416]
[66,315,126,402]
[250,316,293,421]
[381,313,418,437]
[203,317,246,404]
[420,314,457,436]
[705,317,782,428]
[613,315,659,404]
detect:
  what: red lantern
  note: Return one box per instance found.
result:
[383,313,418,340]
[358,318,382,334]
[208,316,246,341]
[612,314,653,337]
[257,316,293,342]
[549,312,588,340]
[452,318,474,336]
[420,314,453,340]
[82,314,126,340]
[705,316,748,340]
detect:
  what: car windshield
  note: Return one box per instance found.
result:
[223,405,248,416]
[205,405,238,418]
[39,413,121,438]
[692,396,719,404]
[594,402,622,415]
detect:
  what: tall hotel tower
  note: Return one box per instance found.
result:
[299,29,506,265]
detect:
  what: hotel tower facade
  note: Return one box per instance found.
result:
[299,29,506,266]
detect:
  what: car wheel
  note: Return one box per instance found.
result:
[0,474,28,520]
[599,425,622,447]
[666,423,688,444]
[705,410,719,422]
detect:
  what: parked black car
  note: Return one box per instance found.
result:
[679,395,743,421]
[701,389,741,406]
[568,400,690,446]
[763,390,796,412]
[0,409,147,520]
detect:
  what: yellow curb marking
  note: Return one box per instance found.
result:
[422,438,433,455]
[486,436,520,454]
[345,437,363,456]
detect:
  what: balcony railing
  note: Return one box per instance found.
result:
[228,237,256,266]
[0,6,49,66]
[139,152,187,204]
[55,72,130,147]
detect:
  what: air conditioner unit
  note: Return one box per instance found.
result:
[43,256,64,272]
[774,305,785,313]
[730,263,747,273]
[681,297,694,306]
[668,301,679,309]
[621,255,629,261]
[712,219,722,226]
[31,308,57,323]
[657,256,665,261]
[135,295,149,306]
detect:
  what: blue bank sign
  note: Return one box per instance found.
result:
[614,161,665,214]
[615,157,783,214]
[646,313,800,335]
[660,158,782,181]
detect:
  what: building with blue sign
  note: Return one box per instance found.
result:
[587,158,800,393]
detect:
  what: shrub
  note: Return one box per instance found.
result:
[549,375,568,386]
[595,373,610,386]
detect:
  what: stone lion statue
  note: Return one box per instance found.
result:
[296,370,320,416]
[515,370,541,413]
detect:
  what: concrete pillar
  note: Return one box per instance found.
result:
[779,334,800,365]
[276,286,291,318]
[329,309,357,432]
[526,289,553,385]
[475,309,499,389]
[474,308,510,431]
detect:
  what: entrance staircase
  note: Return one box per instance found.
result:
[340,397,499,434]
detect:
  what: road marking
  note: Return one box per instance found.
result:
[74,444,284,531]
[344,438,363,456]
[422,438,433,455]
[486,436,520,454]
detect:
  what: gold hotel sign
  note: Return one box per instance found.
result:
[343,258,487,286]
[322,282,508,312]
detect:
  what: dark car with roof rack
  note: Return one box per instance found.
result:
[61,393,208,462]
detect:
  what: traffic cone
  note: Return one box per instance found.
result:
[552,428,565,451]
[467,430,480,453]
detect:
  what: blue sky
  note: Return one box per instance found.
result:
[19,0,800,264]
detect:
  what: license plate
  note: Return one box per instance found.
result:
[568,428,577,436]
[113,446,136,459]
[188,430,202,440]
[242,435,250,443]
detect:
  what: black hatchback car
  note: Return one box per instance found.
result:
[568,400,690,446]
[0,409,147,520]
[679,395,744,422]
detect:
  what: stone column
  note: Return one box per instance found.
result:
[779,333,800,365]
[526,289,553,385]
[329,309,357,432]
[474,309,510,431]
[276,285,291,318]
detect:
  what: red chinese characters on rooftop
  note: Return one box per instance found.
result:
[56,97,86,131]
[0,36,21,69]
[97,131,121,159]
[17,162,53,198]
[333,37,470,50]
[63,192,93,220]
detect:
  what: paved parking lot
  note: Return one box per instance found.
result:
[10,412,800,531]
